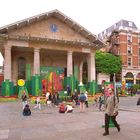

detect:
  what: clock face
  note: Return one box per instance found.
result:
[50,24,58,32]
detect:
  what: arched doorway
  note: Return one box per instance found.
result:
[18,57,26,79]
[125,72,134,85]
[82,62,88,84]
[136,73,140,84]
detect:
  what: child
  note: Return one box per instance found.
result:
[23,104,31,116]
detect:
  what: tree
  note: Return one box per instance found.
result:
[95,51,122,74]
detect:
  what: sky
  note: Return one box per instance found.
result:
[0,0,140,65]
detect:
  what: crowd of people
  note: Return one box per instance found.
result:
[21,88,123,136]
[21,89,107,114]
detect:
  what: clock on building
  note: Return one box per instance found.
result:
[50,24,58,32]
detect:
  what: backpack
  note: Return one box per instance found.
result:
[79,94,86,102]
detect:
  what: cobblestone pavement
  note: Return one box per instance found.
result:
[0,96,140,140]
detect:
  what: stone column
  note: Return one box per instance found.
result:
[67,51,73,76]
[88,52,96,82]
[79,61,83,83]
[4,45,12,81]
[33,48,40,75]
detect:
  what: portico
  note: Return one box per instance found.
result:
[0,10,105,95]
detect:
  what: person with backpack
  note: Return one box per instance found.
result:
[79,92,86,112]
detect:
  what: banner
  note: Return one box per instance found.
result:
[40,66,64,94]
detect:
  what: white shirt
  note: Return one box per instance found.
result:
[66,105,73,111]
[46,92,50,98]
[84,93,88,101]
[36,97,40,103]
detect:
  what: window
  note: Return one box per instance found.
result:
[127,35,132,43]
[128,58,131,66]
[128,46,132,54]
[139,48,140,56]
[128,21,133,27]
[139,59,140,66]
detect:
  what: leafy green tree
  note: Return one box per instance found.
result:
[95,51,122,74]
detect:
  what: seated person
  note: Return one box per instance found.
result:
[65,104,74,113]
[59,102,66,113]
[23,104,31,116]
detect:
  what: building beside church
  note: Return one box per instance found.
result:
[0,10,105,96]
[98,19,140,86]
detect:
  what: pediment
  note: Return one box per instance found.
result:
[8,17,91,43]
[0,10,105,48]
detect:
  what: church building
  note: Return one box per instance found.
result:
[0,10,105,96]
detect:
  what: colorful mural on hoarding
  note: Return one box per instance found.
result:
[40,66,64,94]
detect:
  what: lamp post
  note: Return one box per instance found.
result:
[113,73,116,96]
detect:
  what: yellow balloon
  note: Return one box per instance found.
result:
[18,79,25,86]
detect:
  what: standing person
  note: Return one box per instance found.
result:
[34,96,41,110]
[67,85,71,96]
[71,93,76,106]
[73,89,79,105]
[99,94,104,111]
[45,91,50,102]
[94,96,98,107]
[79,92,86,112]
[53,92,59,107]
[21,91,27,109]
[84,91,88,108]
[45,91,52,106]
[103,88,120,136]
[136,97,140,107]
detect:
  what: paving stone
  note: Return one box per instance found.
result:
[0,129,9,140]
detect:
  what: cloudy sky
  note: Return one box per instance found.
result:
[0,0,140,65]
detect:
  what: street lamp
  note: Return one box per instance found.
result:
[113,73,116,96]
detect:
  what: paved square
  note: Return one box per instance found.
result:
[0,129,9,140]
[0,96,140,140]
